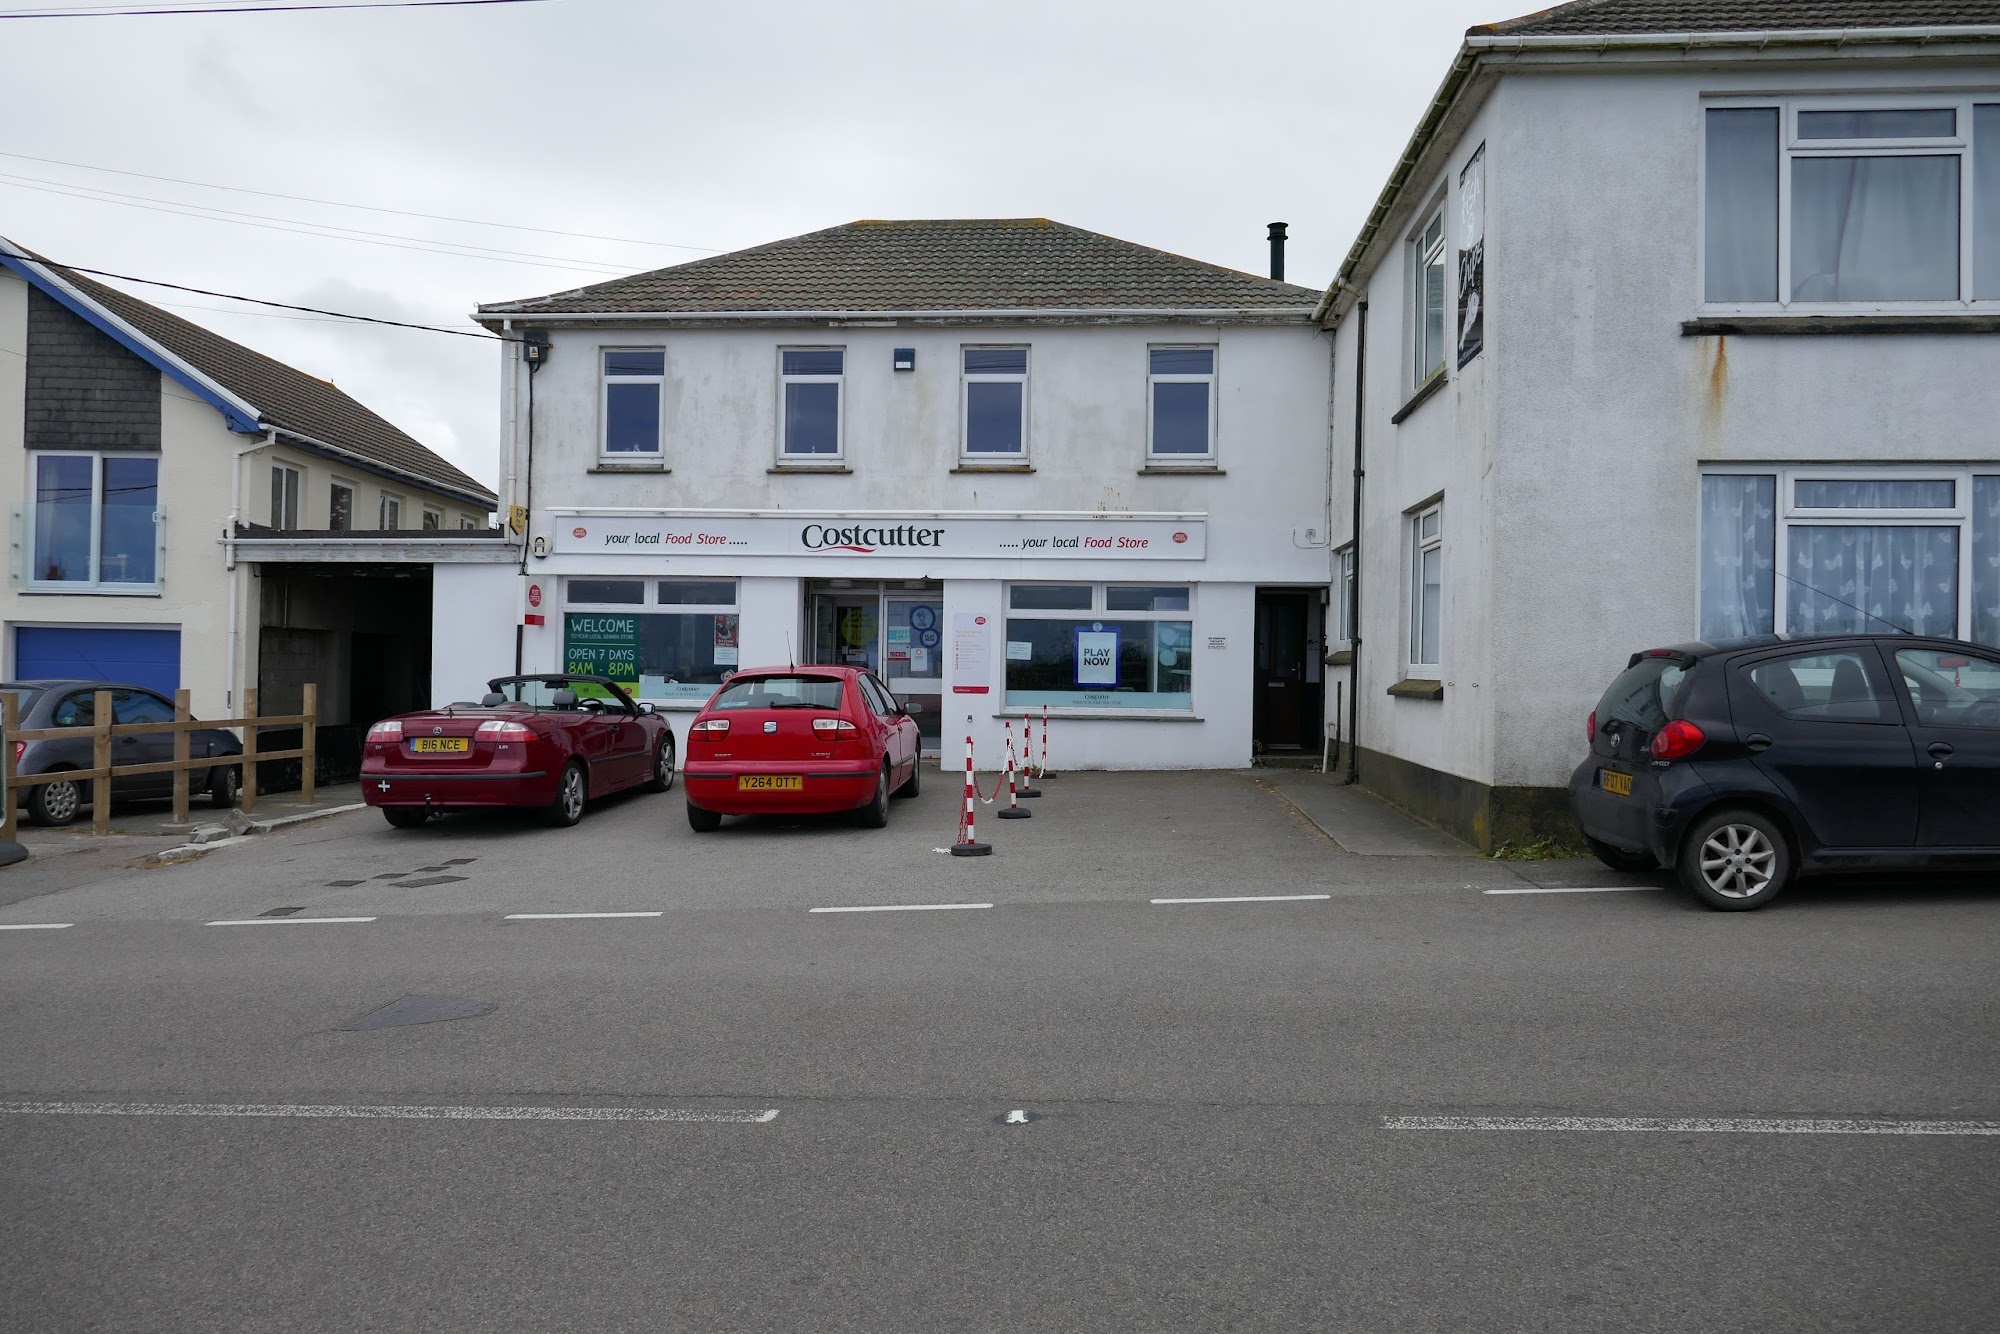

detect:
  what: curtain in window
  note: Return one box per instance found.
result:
[1975,476,2000,648]
[1792,156,1960,301]
[1786,525,1958,637]
[1705,109,1779,302]
[1699,474,1775,640]
[1792,478,1955,508]
[1977,106,2000,301]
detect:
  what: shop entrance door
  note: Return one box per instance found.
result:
[884,593,943,754]
[811,594,881,673]
[1254,589,1316,752]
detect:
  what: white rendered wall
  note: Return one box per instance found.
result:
[431,564,523,707]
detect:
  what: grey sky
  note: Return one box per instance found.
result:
[1,0,1512,488]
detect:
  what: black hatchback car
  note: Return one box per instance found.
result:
[4,680,244,826]
[1570,636,2000,910]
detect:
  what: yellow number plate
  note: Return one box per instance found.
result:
[1599,769,1633,797]
[738,775,803,791]
[411,737,470,753]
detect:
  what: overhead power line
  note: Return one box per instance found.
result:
[0,0,553,19]
[0,149,720,253]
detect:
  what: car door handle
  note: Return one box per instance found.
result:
[1746,733,1774,752]
[1928,742,1955,759]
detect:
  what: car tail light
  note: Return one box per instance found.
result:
[365,720,403,743]
[812,718,860,737]
[12,741,23,764]
[1649,719,1706,761]
[476,720,533,742]
[690,719,729,737]
[1586,710,1597,744]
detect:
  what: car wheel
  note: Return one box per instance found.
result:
[383,807,430,830]
[207,765,240,810]
[545,761,587,828]
[26,772,84,828]
[893,755,920,799]
[644,736,677,793]
[855,763,890,829]
[1586,835,1657,872]
[686,802,721,833]
[1680,809,1792,911]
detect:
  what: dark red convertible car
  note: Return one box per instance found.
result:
[362,674,676,829]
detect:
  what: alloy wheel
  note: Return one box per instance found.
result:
[44,780,79,823]
[658,744,674,787]
[1697,823,1777,899]
[562,768,585,821]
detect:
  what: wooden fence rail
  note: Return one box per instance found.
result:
[1,684,316,840]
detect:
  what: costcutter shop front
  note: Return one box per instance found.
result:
[447,508,1330,771]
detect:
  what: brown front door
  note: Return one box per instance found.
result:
[1254,591,1311,750]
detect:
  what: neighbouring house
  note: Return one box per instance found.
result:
[1317,0,2000,849]
[448,218,1335,769]
[0,238,505,782]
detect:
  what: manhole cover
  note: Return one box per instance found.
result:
[338,995,495,1031]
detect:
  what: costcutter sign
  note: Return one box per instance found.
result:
[551,513,1207,560]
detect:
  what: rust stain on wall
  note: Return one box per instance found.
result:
[1706,334,1729,414]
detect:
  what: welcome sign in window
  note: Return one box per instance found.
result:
[1003,584,1193,711]
[563,578,739,702]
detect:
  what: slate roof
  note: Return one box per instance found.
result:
[32,256,494,506]
[1475,0,2000,36]
[479,219,1321,317]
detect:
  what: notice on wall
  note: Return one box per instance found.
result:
[1006,640,1034,662]
[1075,629,1120,686]
[1457,144,1486,368]
[1207,636,1227,651]
[713,615,739,666]
[952,613,991,694]
[565,613,640,684]
[909,647,929,675]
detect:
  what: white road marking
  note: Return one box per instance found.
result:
[1004,1109,1029,1124]
[1149,894,1331,905]
[0,1101,778,1124]
[206,917,378,926]
[1484,885,1665,895]
[0,923,73,930]
[504,912,665,920]
[809,903,994,913]
[1383,1115,2000,1135]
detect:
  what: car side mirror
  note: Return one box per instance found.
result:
[638,702,654,714]
[899,698,920,715]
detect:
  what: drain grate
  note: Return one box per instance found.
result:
[399,875,467,888]
[258,906,306,918]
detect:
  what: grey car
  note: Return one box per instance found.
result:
[4,680,244,826]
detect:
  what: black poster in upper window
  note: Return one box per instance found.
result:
[1456,145,1486,368]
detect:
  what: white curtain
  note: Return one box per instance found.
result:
[1700,475,1776,640]
[1792,155,1960,302]
[1793,478,1955,508]
[1977,106,2000,300]
[1976,476,2000,648]
[1705,109,1779,302]
[1786,525,1958,637]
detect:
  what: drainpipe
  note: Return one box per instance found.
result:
[224,428,277,710]
[1344,301,1367,785]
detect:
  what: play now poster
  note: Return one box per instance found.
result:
[1074,630,1120,686]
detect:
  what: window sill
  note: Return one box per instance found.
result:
[590,461,669,473]
[1386,678,1444,701]
[1138,464,1225,476]
[1683,314,2000,336]
[20,585,163,598]
[1325,648,1354,667]
[1390,372,1448,426]
[768,464,852,474]
[952,462,1034,474]
[996,708,1203,722]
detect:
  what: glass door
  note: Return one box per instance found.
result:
[811,594,881,672]
[884,594,943,753]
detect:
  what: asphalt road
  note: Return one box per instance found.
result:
[3,771,1996,1332]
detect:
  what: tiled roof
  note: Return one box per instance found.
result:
[480,219,1320,317]
[45,261,495,506]
[1476,0,2000,35]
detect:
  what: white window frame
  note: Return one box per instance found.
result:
[600,347,666,459]
[1144,344,1218,464]
[379,492,403,530]
[1334,545,1356,647]
[22,450,163,595]
[960,344,1030,460]
[1698,464,1996,640]
[1700,93,2000,314]
[1000,582,1198,716]
[562,577,741,706]
[1410,201,1449,389]
[1407,501,1443,678]
[459,514,480,531]
[270,462,302,529]
[778,346,846,462]
[421,505,443,531]
[329,479,356,533]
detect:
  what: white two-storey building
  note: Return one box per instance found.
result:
[451,218,1334,769]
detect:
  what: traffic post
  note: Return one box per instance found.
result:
[997,722,1031,819]
[949,721,992,856]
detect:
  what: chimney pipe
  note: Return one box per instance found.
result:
[1267,222,1288,282]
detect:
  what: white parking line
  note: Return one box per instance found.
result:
[1150,894,1331,905]
[0,923,73,930]
[809,903,993,913]
[1484,885,1665,895]
[504,912,665,920]
[0,1100,779,1124]
[206,917,378,927]
[1383,1115,2000,1135]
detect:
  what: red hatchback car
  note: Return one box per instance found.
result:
[362,674,677,829]
[682,666,921,831]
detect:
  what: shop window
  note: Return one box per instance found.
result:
[780,348,844,458]
[602,349,665,456]
[1003,582,1193,712]
[963,346,1028,457]
[563,577,740,703]
[27,451,160,591]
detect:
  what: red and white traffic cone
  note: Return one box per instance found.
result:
[949,725,992,856]
[1015,714,1042,799]
[997,722,1032,819]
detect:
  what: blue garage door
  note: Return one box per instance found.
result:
[14,627,181,696]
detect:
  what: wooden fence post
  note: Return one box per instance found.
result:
[2,692,17,843]
[301,684,317,805]
[240,688,258,818]
[92,688,113,836]
[172,688,192,825]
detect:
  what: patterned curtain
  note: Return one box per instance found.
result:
[1785,525,1958,637]
[1976,476,2000,648]
[1700,475,1776,640]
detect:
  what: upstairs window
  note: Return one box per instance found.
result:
[270,463,301,529]
[379,493,403,530]
[1706,99,2000,307]
[330,481,355,533]
[1335,546,1356,646]
[602,349,665,456]
[28,452,160,591]
[1411,205,1448,385]
[962,346,1028,457]
[1408,502,1442,675]
[780,348,844,459]
[422,506,443,531]
[1146,346,1215,461]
